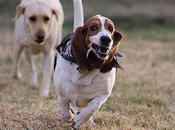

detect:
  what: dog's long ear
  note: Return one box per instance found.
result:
[112,31,122,52]
[113,31,122,46]
[52,9,59,21]
[108,31,122,61]
[14,5,25,20]
[72,26,90,68]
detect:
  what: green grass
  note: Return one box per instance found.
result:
[122,25,175,42]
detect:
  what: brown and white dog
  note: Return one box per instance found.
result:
[12,0,64,96]
[54,0,122,129]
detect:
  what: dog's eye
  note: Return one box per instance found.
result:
[43,16,50,23]
[29,16,36,22]
[108,26,113,33]
[90,25,98,32]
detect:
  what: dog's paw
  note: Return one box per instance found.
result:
[12,72,22,80]
[87,116,95,126]
[31,73,38,87]
[71,120,80,130]
[39,89,49,97]
[71,112,89,130]
[62,114,72,123]
[71,113,82,130]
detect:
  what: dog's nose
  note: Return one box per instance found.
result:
[36,31,45,43]
[100,36,111,46]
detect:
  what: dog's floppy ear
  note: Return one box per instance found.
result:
[111,31,122,54]
[52,9,59,21]
[107,31,123,62]
[14,5,25,20]
[113,31,122,46]
[72,26,90,68]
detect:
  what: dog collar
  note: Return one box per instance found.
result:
[100,53,123,73]
[56,33,77,64]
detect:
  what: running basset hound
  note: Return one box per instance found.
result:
[54,0,123,129]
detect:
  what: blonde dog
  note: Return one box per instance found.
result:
[12,0,64,97]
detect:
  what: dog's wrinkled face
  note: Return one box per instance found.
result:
[15,2,59,44]
[84,15,117,60]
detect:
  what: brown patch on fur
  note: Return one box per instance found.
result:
[71,26,92,70]
[83,16,102,36]
[107,31,123,63]
[105,18,115,34]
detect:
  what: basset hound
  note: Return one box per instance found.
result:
[54,0,123,129]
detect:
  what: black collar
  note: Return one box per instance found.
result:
[56,33,77,64]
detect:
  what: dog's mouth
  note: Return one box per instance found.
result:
[90,43,110,60]
[34,39,44,44]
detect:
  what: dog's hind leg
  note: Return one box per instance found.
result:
[12,44,24,79]
[24,48,38,87]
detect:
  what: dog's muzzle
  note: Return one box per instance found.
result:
[34,31,45,44]
[91,36,112,60]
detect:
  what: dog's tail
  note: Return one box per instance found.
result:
[73,0,84,32]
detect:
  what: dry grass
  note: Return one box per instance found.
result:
[0,26,175,130]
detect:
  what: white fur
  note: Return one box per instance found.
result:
[54,1,117,129]
[12,0,64,97]
[54,16,116,130]
[54,54,116,129]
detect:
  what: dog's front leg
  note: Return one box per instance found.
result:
[58,97,73,123]
[24,48,38,87]
[40,50,54,97]
[12,44,24,79]
[72,95,108,129]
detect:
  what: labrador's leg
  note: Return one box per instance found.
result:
[40,50,54,97]
[12,44,24,79]
[24,48,38,87]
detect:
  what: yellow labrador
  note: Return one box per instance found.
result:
[12,0,64,97]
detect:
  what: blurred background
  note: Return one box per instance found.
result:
[0,0,175,129]
[1,0,175,33]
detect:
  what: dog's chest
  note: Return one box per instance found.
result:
[30,45,44,54]
[30,42,50,54]
[54,54,116,107]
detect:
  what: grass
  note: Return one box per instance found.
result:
[0,25,174,129]
[121,25,175,42]
[0,0,175,129]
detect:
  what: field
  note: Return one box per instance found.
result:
[0,0,175,130]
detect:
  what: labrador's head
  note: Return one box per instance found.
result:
[15,1,59,44]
